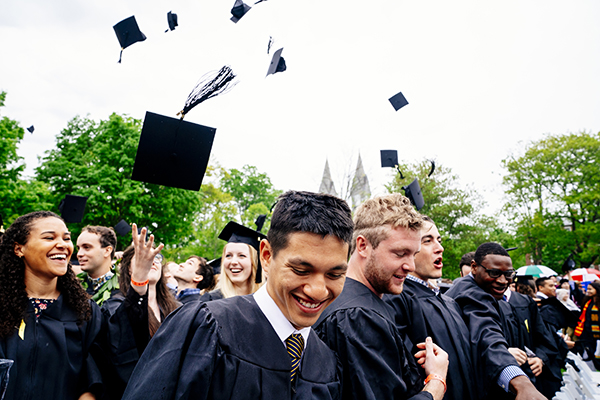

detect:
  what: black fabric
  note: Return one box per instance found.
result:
[445,275,525,400]
[122,295,341,400]
[178,292,201,305]
[386,279,476,400]
[314,278,432,400]
[199,288,224,302]
[0,296,103,399]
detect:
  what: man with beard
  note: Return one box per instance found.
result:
[445,243,545,400]
[385,216,476,400]
[314,194,449,400]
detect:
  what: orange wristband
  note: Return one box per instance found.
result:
[424,374,447,393]
[131,278,149,287]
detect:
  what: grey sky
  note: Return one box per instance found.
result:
[2,0,599,217]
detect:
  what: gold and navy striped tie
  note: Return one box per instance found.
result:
[285,333,305,383]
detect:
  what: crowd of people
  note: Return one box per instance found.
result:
[0,190,598,400]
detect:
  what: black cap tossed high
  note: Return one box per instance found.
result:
[230,0,251,23]
[266,48,286,76]
[113,16,147,63]
[114,219,131,236]
[59,194,88,223]
[165,11,178,32]
[26,125,34,134]
[207,257,222,275]
[402,178,424,211]
[388,91,409,111]
[219,221,267,283]
[380,150,398,168]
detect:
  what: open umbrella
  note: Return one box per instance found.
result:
[569,268,600,282]
[516,265,557,278]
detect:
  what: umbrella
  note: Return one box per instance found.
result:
[569,268,600,282]
[516,265,557,278]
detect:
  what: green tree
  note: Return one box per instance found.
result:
[503,131,600,270]
[220,165,282,226]
[35,113,203,248]
[386,160,515,278]
[0,91,52,224]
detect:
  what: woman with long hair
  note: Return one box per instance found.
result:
[100,224,179,399]
[201,222,264,301]
[574,281,600,370]
[0,211,103,399]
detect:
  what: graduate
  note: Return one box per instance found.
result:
[445,243,546,400]
[385,216,476,400]
[122,191,354,400]
[314,194,449,400]
[0,211,103,399]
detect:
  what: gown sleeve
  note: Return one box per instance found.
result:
[315,307,432,400]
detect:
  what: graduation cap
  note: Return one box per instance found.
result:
[208,257,222,275]
[0,214,4,237]
[58,194,88,223]
[402,178,424,211]
[114,219,131,237]
[230,0,251,23]
[255,214,267,233]
[165,11,178,32]
[562,254,576,273]
[26,125,34,134]
[219,221,267,283]
[513,275,535,284]
[388,91,409,111]
[505,246,518,252]
[131,66,237,191]
[380,150,404,179]
[266,48,286,76]
[113,16,147,63]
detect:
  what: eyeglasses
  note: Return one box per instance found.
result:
[154,254,164,265]
[479,265,516,280]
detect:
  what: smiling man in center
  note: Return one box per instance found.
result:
[122,190,354,400]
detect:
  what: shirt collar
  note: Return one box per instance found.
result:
[407,274,440,295]
[177,288,201,300]
[254,285,310,349]
[504,288,512,302]
[90,270,114,291]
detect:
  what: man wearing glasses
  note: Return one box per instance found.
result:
[446,243,546,400]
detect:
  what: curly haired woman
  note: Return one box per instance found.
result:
[0,211,103,399]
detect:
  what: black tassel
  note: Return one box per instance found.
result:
[118,48,123,64]
[178,66,238,118]
[428,160,435,177]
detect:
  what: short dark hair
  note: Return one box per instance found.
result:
[460,251,475,267]
[267,191,354,257]
[188,255,214,291]
[81,225,117,258]
[474,243,509,266]
[536,276,552,288]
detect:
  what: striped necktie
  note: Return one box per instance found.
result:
[285,333,305,383]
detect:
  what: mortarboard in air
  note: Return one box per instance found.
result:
[58,194,88,223]
[219,221,267,283]
[562,254,576,272]
[114,219,131,236]
[165,11,178,32]
[230,0,251,23]
[389,91,409,111]
[208,257,222,275]
[266,48,286,76]
[380,150,398,168]
[255,214,267,232]
[131,66,237,191]
[113,16,147,63]
[402,178,424,211]
[27,125,34,134]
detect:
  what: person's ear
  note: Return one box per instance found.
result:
[14,244,24,258]
[355,236,370,258]
[193,275,203,283]
[260,239,273,276]
[104,246,113,259]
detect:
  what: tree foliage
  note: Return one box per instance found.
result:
[0,91,52,223]
[386,160,517,278]
[503,131,600,270]
[35,113,203,248]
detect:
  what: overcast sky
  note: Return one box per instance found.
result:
[2,0,599,218]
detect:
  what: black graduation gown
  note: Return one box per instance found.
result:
[199,288,224,302]
[386,279,476,400]
[0,296,103,400]
[122,295,341,400]
[314,278,431,400]
[178,292,201,305]
[445,276,527,400]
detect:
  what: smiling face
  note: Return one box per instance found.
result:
[14,217,73,281]
[412,221,444,281]
[223,243,254,287]
[361,226,421,297]
[472,254,514,300]
[538,279,556,298]
[261,232,349,330]
[173,258,202,286]
[77,230,112,278]
[587,285,597,297]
